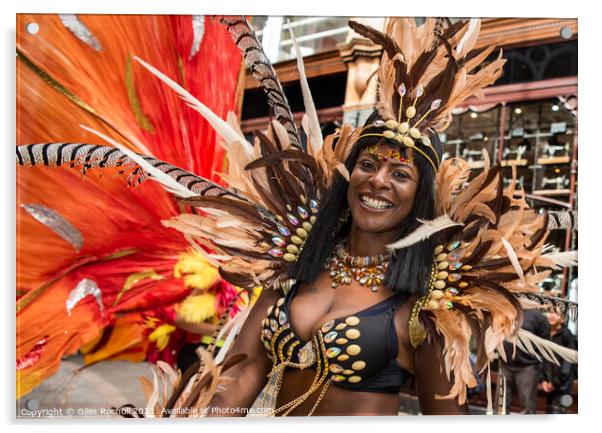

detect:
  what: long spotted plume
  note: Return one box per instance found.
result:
[16,143,246,201]
[514,292,578,322]
[219,16,301,150]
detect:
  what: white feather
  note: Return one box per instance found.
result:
[386,214,463,251]
[214,307,251,365]
[456,19,480,56]
[133,56,255,161]
[541,250,578,269]
[507,328,578,365]
[501,236,525,282]
[80,124,196,198]
[288,24,322,154]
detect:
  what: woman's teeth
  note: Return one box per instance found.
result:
[360,195,393,210]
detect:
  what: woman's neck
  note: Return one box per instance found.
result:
[347,224,398,257]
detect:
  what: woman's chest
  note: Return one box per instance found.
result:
[260,282,405,387]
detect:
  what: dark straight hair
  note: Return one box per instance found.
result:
[288,112,442,295]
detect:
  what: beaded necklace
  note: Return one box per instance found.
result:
[325,243,390,292]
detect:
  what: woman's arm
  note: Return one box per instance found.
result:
[414,337,469,415]
[174,315,217,336]
[206,287,281,416]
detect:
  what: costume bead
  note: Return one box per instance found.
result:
[269,248,283,258]
[351,361,366,370]
[385,119,399,129]
[345,316,360,326]
[321,320,335,333]
[329,364,343,374]
[402,136,415,148]
[286,244,299,254]
[283,253,297,262]
[335,323,347,331]
[324,331,337,343]
[346,344,361,356]
[449,262,462,271]
[337,354,350,361]
[406,106,417,119]
[436,271,449,279]
[426,299,440,310]
[409,127,421,139]
[278,225,290,237]
[297,206,309,220]
[272,236,286,247]
[296,228,308,238]
[335,338,348,345]
[448,273,461,282]
[326,347,341,358]
[278,310,287,325]
[430,290,444,300]
[345,329,360,339]
[434,280,446,290]
[348,376,362,383]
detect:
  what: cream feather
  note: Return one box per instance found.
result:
[214,307,251,365]
[133,56,255,161]
[507,328,578,365]
[386,214,463,250]
[455,19,480,57]
[501,236,525,282]
[289,24,322,154]
[538,250,578,269]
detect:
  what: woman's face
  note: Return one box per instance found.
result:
[346,142,420,234]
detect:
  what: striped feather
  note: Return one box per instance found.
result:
[514,293,578,321]
[16,142,246,201]
[219,16,301,150]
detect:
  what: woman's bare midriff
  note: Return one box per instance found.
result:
[275,368,400,416]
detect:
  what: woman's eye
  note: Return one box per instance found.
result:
[359,160,375,170]
[392,171,409,179]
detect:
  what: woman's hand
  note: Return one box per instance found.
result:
[206,288,281,416]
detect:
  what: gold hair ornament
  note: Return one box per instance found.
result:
[357,83,440,173]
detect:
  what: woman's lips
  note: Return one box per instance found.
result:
[359,194,394,211]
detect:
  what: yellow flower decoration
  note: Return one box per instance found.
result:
[178,293,217,324]
[148,324,176,351]
[174,250,219,290]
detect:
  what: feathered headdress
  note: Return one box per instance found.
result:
[350,18,506,173]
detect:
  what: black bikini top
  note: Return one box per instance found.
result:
[260,283,412,394]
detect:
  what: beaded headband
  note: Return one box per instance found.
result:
[357,84,440,173]
[365,144,414,164]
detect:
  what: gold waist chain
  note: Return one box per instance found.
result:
[259,333,333,417]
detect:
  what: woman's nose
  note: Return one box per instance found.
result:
[368,167,390,190]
